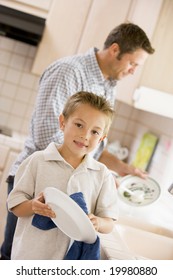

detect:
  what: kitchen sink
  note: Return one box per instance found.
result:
[114,223,173,260]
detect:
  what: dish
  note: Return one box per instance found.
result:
[44,187,97,243]
[118,175,161,206]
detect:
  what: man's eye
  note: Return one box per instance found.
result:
[130,62,137,67]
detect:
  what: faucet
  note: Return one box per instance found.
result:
[168,183,173,195]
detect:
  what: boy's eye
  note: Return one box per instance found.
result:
[92,130,99,135]
[75,123,82,128]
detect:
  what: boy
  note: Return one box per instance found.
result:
[7,92,118,259]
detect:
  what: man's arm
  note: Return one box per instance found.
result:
[99,149,147,178]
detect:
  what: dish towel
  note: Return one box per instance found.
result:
[32,192,100,260]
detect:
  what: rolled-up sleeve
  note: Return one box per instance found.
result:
[7,157,35,211]
[95,171,119,220]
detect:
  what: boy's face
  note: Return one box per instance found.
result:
[59,103,107,158]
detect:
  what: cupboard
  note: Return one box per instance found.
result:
[0,0,53,17]
[140,0,173,94]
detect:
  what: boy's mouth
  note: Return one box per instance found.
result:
[73,140,88,148]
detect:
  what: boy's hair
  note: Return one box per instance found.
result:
[62,91,114,134]
[104,22,155,59]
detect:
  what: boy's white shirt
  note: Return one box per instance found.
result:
[7,142,118,260]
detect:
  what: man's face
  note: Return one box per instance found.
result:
[109,48,149,80]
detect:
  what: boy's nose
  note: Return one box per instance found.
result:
[80,130,89,140]
[80,135,87,140]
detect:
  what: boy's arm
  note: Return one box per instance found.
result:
[88,213,115,234]
[11,192,56,218]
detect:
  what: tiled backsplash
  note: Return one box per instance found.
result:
[1,36,173,189]
[0,36,39,135]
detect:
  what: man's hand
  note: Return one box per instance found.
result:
[99,149,148,179]
[117,161,148,178]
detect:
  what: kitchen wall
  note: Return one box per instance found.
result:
[108,101,173,189]
[0,36,39,136]
[1,35,173,190]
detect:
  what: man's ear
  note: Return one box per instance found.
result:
[110,43,120,57]
[98,135,107,143]
[59,114,65,130]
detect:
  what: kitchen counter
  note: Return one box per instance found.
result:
[99,229,146,260]
[99,217,173,260]
[111,170,173,232]
[99,186,173,260]
[0,132,26,151]
[117,188,173,235]
[0,132,26,245]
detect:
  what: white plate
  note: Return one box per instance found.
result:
[118,175,161,207]
[44,187,97,243]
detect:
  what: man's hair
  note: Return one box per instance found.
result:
[62,91,114,134]
[104,22,155,58]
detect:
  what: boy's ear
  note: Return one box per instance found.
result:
[59,114,65,130]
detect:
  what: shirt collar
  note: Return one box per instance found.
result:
[43,142,64,161]
[43,142,100,171]
[81,154,100,171]
[85,48,105,83]
[86,47,117,87]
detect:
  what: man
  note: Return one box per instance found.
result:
[0,22,154,259]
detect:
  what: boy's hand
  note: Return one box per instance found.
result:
[88,213,101,232]
[32,192,56,218]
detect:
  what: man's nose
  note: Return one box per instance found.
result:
[129,65,136,75]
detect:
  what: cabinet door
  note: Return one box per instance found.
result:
[32,0,93,75]
[116,0,163,104]
[77,0,132,53]
[11,0,53,11]
[0,0,52,17]
[140,0,173,94]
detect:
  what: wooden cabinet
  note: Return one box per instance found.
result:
[77,0,132,53]
[0,0,53,17]
[32,0,93,75]
[115,0,163,104]
[11,0,53,11]
[140,0,173,94]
